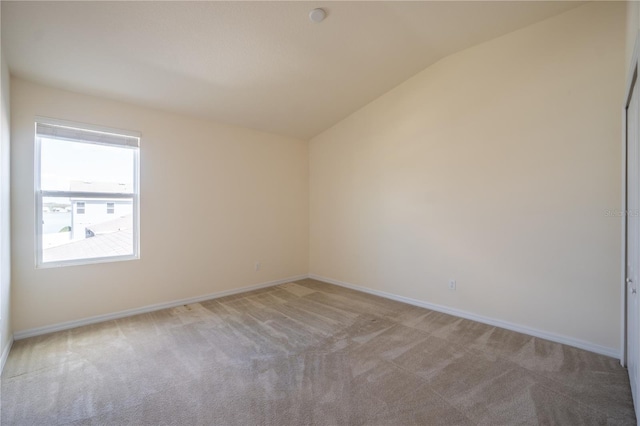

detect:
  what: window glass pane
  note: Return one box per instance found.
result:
[40,137,134,193]
[42,196,134,263]
[37,120,139,267]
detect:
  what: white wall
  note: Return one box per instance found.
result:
[309,2,625,352]
[11,78,309,332]
[1,34,12,361]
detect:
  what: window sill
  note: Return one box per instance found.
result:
[36,254,140,269]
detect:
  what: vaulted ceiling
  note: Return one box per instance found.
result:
[2,1,583,139]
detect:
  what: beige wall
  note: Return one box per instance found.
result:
[310,2,625,352]
[11,78,309,332]
[1,41,12,358]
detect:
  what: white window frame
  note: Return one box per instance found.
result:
[34,117,141,268]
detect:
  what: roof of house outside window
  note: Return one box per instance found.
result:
[42,228,133,262]
[69,180,133,193]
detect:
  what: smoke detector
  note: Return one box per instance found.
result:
[309,8,326,23]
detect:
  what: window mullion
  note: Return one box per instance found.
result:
[41,191,134,199]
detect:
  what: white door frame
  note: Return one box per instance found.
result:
[620,32,640,367]
[622,34,640,369]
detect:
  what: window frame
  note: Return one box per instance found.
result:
[34,117,141,268]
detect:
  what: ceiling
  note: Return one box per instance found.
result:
[2,1,583,140]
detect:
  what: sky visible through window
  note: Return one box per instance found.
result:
[41,137,134,192]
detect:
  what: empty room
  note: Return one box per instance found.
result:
[0,0,639,424]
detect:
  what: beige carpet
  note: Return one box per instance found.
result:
[1,278,636,425]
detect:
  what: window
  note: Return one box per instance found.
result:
[35,118,140,267]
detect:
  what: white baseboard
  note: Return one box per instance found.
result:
[13,272,620,359]
[1,335,14,374]
[309,274,620,359]
[13,274,309,340]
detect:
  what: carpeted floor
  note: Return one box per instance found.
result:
[1,278,636,425]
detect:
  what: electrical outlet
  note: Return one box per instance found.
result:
[255,262,261,271]
[448,279,456,291]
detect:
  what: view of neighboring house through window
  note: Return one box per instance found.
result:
[35,119,140,266]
